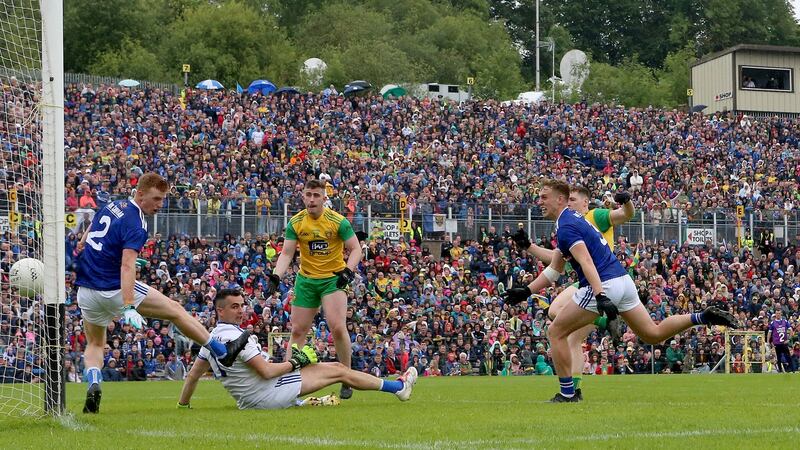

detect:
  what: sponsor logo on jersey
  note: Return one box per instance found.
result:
[309,240,328,251]
[108,203,125,219]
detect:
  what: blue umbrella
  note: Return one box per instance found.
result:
[195,79,224,90]
[248,79,276,95]
[274,86,301,95]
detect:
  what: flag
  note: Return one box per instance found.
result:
[432,214,446,232]
[236,83,243,94]
[628,248,640,277]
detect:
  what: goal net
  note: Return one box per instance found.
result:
[0,0,65,417]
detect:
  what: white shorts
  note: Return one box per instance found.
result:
[77,281,151,326]
[572,275,640,314]
[237,371,302,410]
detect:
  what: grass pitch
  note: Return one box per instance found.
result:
[1,374,798,449]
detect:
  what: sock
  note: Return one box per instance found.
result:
[573,375,582,390]
[379,379,404,393]
[84,367,102,386]
[593,316,607,330]
[205,338,228,358]
[690,312,706,325]
[559,377,575,397]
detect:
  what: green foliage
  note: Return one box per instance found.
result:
[161,1,298,87]
[89,39,166,81]
[57,0,798,106]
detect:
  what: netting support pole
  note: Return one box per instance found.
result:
[42,0,66,415]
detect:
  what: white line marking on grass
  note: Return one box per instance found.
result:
[129,429,432,449]
[56,413,95,432]
[128,426,800,448]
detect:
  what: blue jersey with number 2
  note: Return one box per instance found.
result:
[555,208,627,288]
[76,199,149,290]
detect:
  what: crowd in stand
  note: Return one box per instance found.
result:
[1,80,799,384]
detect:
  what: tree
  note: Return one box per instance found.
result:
[161,1,298,87]
[657,43,696,107]
[63,0,175,72]
[581,57,667,107]
[89,39,167,82]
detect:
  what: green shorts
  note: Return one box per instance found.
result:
[292,274,340,309]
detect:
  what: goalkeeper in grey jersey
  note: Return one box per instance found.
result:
[178,289,417,410]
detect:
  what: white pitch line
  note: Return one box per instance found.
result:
[127,426,800,448]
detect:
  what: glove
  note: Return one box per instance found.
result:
[512,229,531,250]
[613,191,631,205]
[595,293,619,320]
[500,286,532,305]
[121,305,146,330]
[176,402,191,409]
[333,267,355,289]
[289,344,319,371]
[266,273,281,294]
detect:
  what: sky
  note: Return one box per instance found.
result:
[794,0,800,21]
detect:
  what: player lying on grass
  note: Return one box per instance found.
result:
[502,179,739,402]
[511,185,634,399]
[178,289,417,410]
[75,173,250,414]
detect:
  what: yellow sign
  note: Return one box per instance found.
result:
[400,218,412,233]
[399,195,407,211]
[65,213,77,229]
[466,77,475,86]
[736,205,744,218]
[9,211,20,227]
[182,64,191,73]
[686,88,694,96]
[8,188,17,203]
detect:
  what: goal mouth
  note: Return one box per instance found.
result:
[0,0,65,417]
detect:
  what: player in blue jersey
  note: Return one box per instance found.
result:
[502,179,738,402]
[75,173,251,413]
[767,310,794,372]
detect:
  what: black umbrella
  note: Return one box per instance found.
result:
[343,84,369,97]
[346,80,372,89]
[690,104,707,113]
[274,86,301,95]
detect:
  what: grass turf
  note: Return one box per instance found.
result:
[1,374,798,449]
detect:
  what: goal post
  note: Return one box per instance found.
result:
[0,0,65,417]
[724,330,766,374]
[41,0,65,415]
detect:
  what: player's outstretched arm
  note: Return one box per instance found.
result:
[270,239,297,287]
[120,249,139,307]
[512,228,555,264]
[609,192,635,226]
[501,251,565,305]
[178,357,210,408]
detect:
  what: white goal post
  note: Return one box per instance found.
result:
[0,0,65,417]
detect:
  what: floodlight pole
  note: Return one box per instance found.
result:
[535,0,540,91]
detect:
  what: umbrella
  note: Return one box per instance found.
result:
[274,86,301,95]
[118,79,140,87]
[195,79,224,90]
[344,85,370,97]
[346,80,372,90]
[380,84,407,99]
[248,79,276,95]
[690,104,707,113]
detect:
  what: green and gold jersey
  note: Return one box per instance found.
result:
[584,208,614,251]
[285,208,355,278]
